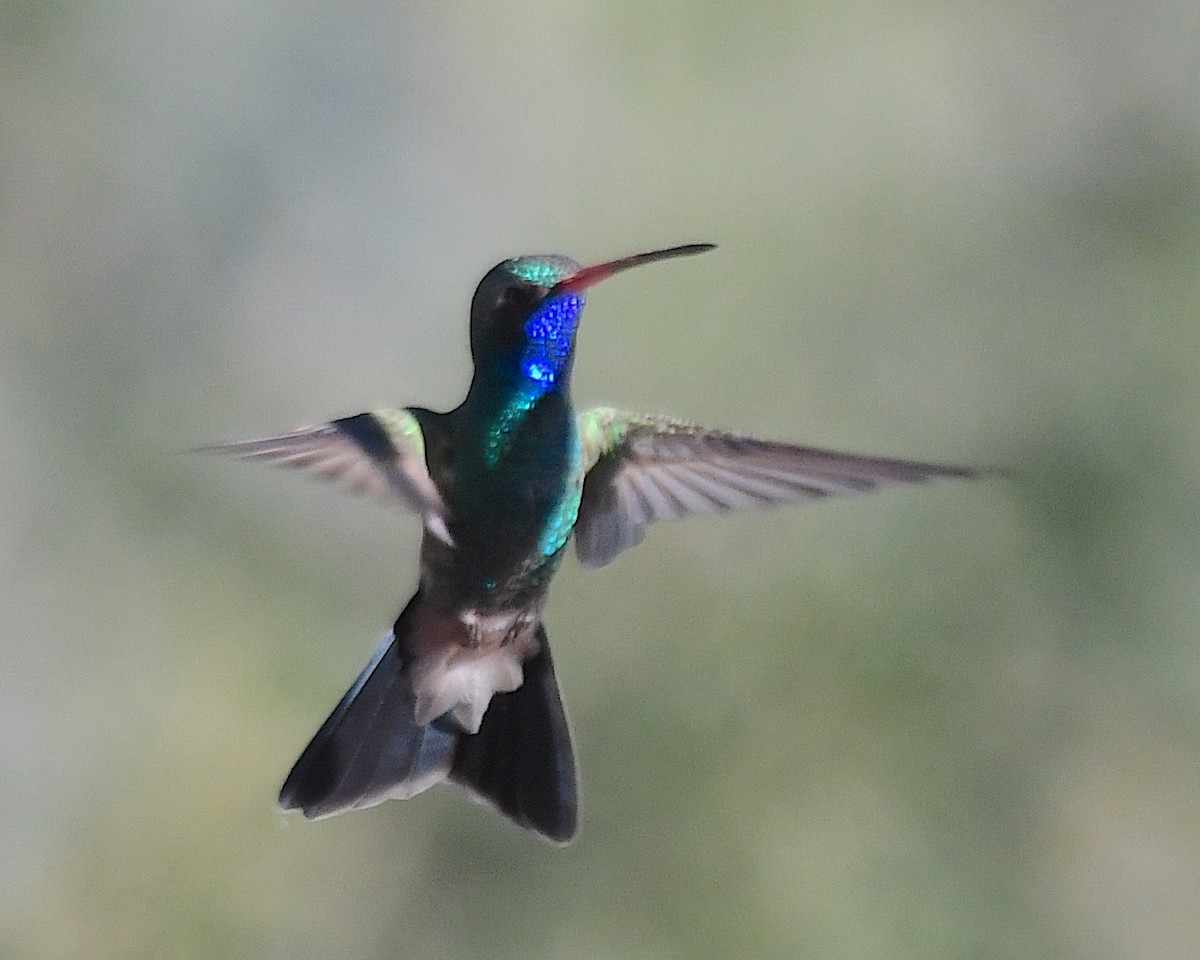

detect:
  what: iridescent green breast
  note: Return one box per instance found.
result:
[535,430,583,559]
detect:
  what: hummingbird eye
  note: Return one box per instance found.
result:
[498,281,542,313]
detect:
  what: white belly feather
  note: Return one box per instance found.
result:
[409,607,540,733]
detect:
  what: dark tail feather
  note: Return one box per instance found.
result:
[279,593,458,819]
[280,603,579,843]
[450,627,579,843]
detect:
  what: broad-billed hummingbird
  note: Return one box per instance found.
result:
[201,243,977,843]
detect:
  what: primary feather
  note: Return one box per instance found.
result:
[574,408,978,567]
[196,409,452,545]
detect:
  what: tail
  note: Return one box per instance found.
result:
[279,592,579,843]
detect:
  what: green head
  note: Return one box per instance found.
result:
[467,244,716,389]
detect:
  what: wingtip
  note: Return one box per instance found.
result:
[187,441,228,456]
[427,513,456,548]
[927,461,1005,483]
[187,437,269,458]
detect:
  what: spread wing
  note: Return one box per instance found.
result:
[196,409,452,544]
[574,408,979,568]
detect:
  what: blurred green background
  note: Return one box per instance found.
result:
[3,0,1199,958]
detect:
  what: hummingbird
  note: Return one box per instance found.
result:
[200,243,978,844]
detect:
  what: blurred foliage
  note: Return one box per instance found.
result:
[2,0,1199,958]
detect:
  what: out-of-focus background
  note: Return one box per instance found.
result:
[3,1,1199,958]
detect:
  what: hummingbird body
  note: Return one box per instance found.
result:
[404,389,582,733]
[399,269,588,735]
[202,243,980,843]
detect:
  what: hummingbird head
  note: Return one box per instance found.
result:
[468,244,716,390]
[469,255,577,358]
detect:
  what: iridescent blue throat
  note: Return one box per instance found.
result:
[484,292,584,468]
[521,293,583,388]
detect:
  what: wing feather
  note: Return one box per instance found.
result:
[196,410,452,544]
[575,408,979,568]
